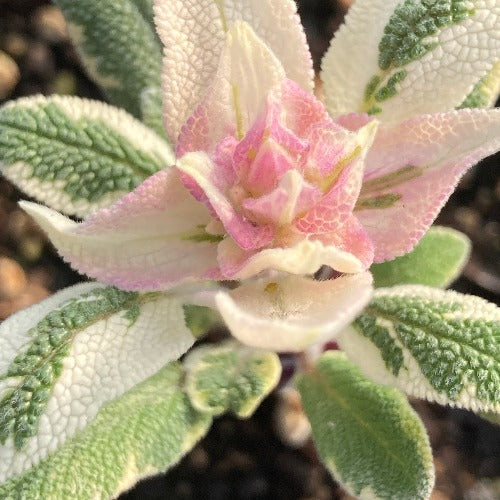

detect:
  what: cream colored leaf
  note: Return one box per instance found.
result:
[215,272,373,352]
[154,0,313,143]
[0,283,195,482]
[322,0,500,122]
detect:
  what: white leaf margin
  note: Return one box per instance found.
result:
[338,285,500,413]
[0,95,174,218]
[0,282,195,482]
[322,0,500,122]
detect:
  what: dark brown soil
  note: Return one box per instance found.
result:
[0,1,499,499]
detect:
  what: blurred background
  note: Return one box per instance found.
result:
[0,0,499,498]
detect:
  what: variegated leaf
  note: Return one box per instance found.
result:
[0,95,173,218]
[338,286,500,413]
[0,362,211,499]
[184,340,281,417]
[322,0,500,122]
[19,168,221,292]
[0,283,195,483]
[54,0,165,136]
[459,61,500,108]
[297,352,434,500]
[353,108,500,262]
[215,273,373,352]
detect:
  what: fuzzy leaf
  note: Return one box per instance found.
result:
[0,283,195,482]
[215,273,373,352]
[459,61,500,108]
[370,226,471,288]
[354,108,500,263]
[183,305,222,339]
[296,352,434,500]
[0,362,212,499]
[339,286,500,413]
[130,0,156,30]
[155,0,313,144]
[54,0,165,135]
[322,0,500,122]
[183,340,281,418]
[19,168,220,292]
[0,95,173,218]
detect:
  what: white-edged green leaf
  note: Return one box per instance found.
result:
[296,352,434,500]
[338,286,500,412]
[0,283,195,482]
[0,362,212,499]
[370,226,471,288]
[459,61,500,108]
[322,0,500,121]
[0,95,173,218]
[53,0,165,135]
[183,340,281,418]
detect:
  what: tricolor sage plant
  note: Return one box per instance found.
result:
[0,0,499,498]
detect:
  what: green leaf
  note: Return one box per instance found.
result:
[296,352,434,500]
[0,362,212,499]
[184,340,281,418]
[338,286,500,412]
[370,226,471,288]
[0,283,194,483]
[459,61,500,109]
[183,304,222,339]
[0,95,173,218]
[479,411,500,426]
[378,0,474,71]
[129,0,156,30]
[53,0,166,136]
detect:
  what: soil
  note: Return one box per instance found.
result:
[0,1,499,499]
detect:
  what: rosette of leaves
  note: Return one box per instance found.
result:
[0,0,499,499]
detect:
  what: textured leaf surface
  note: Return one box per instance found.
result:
[175,22,286,156]
[215,273,373,352]
[354,108,500,262]
[19,168,220,292]
[459,61,500,108]
[0,363,212,499]
[339,286,500,412]
[155,0,313,143]
[183,305,221,339]
[130,0,156,30]
[54,0,165,135]
[322,0,500,122]
[0,96,173,218]
[370,226,471,288]
[184,340,281,417]
[0,283,194,482]
[296,352,434,500]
